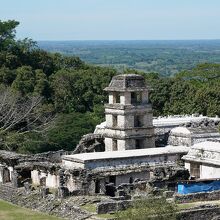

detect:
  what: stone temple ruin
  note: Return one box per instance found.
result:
[0,74,220,215]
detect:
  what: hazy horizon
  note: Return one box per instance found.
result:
[37,39,220,42]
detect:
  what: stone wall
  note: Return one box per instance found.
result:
[97,198,220,220]
[97,200,132,214]
[0,184,94,220]
[2,183,220,220]
[174,190,220,203]
[177,206,220,220]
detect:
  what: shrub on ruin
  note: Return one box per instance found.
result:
[116,197,177,220]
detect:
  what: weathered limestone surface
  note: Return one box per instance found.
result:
[95,115,220,147]
[168,119,220,147]
[174,190,220,203]
[0,184,102,220]
[63,146,188,170]
[182,141,220,179]
[168,119,220,146]
[104,74,155,151]
[97,200,132,214]
[178,206,220,220]
[72,133,105,153]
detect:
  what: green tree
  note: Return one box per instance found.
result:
[43,111,101,151]
[34,69,50,98]
[0,20,19,50]
[0,67,16,85]
[51,66,116,113]
[12,66,35,95]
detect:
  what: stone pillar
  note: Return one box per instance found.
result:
[0,165,4,183]
[11,170,18,188]
[109,92,114,104]
[24,182,32,194]
[59,169,65,187]
[142,90,149,104]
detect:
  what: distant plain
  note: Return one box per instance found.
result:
[38,40,220,76]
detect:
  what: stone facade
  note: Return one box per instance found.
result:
[103,74,155,151]
[95,114,220,147]
[62,146,189,194]
[182,141,220,179]
[0,150,67,188]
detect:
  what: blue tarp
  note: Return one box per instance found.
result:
[178,180,220,194]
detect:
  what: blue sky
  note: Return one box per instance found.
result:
[0,0,220,40]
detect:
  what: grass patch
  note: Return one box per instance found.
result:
[0,200,62,220]
[95,213,116,219]
[81,203,97,213]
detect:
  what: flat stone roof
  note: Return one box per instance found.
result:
[182,141,220,166]
[191,141,220,152]
[153,115,220,127]
[62,146,189,163]
[170,126,220,137]
[104,74,149,92]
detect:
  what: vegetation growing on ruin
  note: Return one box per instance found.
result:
[116,197,177,220]
[0,19,220,153]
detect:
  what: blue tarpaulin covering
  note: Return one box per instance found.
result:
[178,180,220,194]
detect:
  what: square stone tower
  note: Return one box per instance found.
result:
[104,74,155,151]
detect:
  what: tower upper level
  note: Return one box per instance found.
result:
[104,74,151,106]
[104,74,150,92]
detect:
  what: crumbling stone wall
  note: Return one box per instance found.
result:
[168,119,220,147]
[73,133,105,154]
[174,190,220,203]
[177,206,220,220]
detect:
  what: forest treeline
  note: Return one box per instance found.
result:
[0,20,220,154]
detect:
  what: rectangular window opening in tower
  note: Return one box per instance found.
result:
[134,115,143,127]
[112,139,118,151]
[135,139,141,149]
[131,92,142,104]
[113,92,120,103]
[112,115,118,127]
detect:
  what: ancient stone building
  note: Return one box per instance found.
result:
[95,114,220,148]
[168,119,220,147]
[182,140,220,179]
[62,145,188,195]
[1,73,220,198]
[103,74,155,151]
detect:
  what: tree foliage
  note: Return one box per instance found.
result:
[51,67,116,113]
[0,87,54,151]
[0,20,19,50]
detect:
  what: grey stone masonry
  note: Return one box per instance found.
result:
[104,74,155,151]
